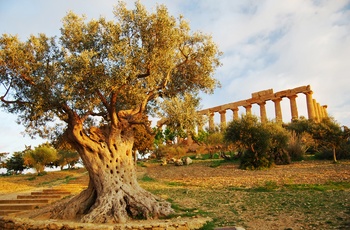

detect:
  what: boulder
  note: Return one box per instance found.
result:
[183,157,193,165]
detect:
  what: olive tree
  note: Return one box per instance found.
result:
[0,2,220,223]
[311,117,348,163]
[224,115,290,169]
[23,144,58,174]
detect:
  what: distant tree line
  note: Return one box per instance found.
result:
[1,114,349,174]
[0,143,80,175]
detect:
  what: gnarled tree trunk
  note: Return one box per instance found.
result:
[51,124,173,223]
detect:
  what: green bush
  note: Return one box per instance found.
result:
[225,115,291,169]
[286,131,307,161]
[240,149,273,170]
[153,145,186,159]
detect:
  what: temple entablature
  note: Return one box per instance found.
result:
[197,85,327,131]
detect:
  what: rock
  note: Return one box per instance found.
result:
[183,157,193,165]
[168,158,176,164]
[195,154,202,159]
[160,158,167,166]
[174,159,183,166]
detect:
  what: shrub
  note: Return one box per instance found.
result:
[240,149,273,170]
[286,131,308,161]
[152,145,186,159]
[225,115,291,169]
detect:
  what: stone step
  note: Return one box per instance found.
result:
[0,199,50,204]
[0,204,37,211]
[0,210,19,215]
[17,195,62,199]
[31,191,71,195]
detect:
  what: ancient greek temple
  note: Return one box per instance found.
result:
[198,85,327,130]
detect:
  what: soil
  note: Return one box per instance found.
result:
[144,159,350,188]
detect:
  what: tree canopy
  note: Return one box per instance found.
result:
[0,2,220,139]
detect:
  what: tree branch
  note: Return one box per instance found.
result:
[136,68,150,79]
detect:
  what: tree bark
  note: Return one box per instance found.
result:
[50,124,173,223]
[332,146,337,163]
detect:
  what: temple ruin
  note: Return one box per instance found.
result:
[198,85,327,130]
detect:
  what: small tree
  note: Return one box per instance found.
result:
[54,150,80,170]
[224,115,290,169]
[311,117,347,163]
[23,144,58,174]
[5,151,26,174]
[264,122,291,165]
[285,117,316,155]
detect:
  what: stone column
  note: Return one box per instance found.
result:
[272,98,283,123]
[288,94,299,121]
[313,99,319,122]
[244,104,252,115]
[258,101,267,123]
[304,91,316,120]
[219,110,227,128]
[209,112,215,131]
[316,102,322,121]
[231,107,239,120]
[320,104,325,120]
[322,105,328,118]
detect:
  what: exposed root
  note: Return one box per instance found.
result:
[80,186,173,223]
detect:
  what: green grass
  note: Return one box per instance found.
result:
[142,179,350,229]
[140,174,156,182]
[39,175,77,186]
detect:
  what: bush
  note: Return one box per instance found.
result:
[286,131,307,161]
[152,145,186,159]
[225,115,291,169]
[240,149,273,170]
[314,149,333,160]
[315,142,350,160]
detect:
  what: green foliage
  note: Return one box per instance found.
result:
[0,152,9,169]
[286,131,307,161]
[23,143,58,174]
[153,127,165,148]
[264,122,291,165]
[159,93,206,136]
[5,151,26,174]
[153,145,186,159]
[132,123,155,156]
[205,132,224,146]
[224,115,290,169]
[192,129,209,144]
[164,127,177,145]
[0,1,221,141]
[240,149,273,170]
[140,174,156,182]
[285,116,313,135]
[54,150,80,170]
[310,117,349,162]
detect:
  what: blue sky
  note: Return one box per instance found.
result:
[1,0,350,153]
